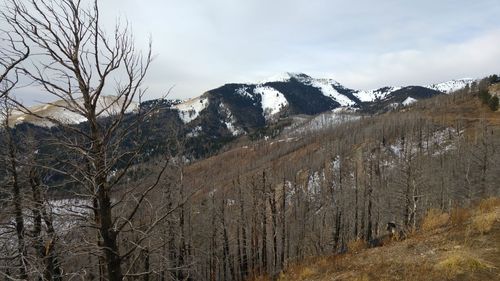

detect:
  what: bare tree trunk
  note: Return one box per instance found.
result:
[269,184,278,273]
[280,178,286,271]
[261,171,268,274]
[5,116,27,280]
[237,180,248,279]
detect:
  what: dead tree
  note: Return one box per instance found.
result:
[0,13,29,99]
[0,97,27,280]
[3,0,172,280]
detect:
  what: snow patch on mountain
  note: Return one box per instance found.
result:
[8,96,138,127]
[402,97,417,106]
[254,86,288,120]
[427,78,475,94]
[306,78,356,106]
[186,126,202,138]
[262,73,355,106]
[219,103,244,136]
[284,111,361,136]
[173,96,209,123]
[235,86,253,98]
[354,87,402,102]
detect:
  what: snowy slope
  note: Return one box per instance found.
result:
[261,73,355,106]
[402,97,417,106]
[353,87,402,102]
[427,78,475,94]
[173,96,209,123]
[8,96,138,127]
[303,78,355,107]
[254,86,288,120]
[8,74,478,130]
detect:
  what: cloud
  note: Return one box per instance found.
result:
[7,0,500,103]
[334,30,500,89]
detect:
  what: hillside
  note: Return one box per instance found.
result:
[270,198,500,281]
[5,74,476,160]
[1,75,499,281]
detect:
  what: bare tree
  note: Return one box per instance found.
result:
[2,0,172,280]
[0,11,29,98]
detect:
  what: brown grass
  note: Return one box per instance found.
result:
[264,198,500,281]
[435,251,490,278]
[348,238,368,253]
[473,212,498,234]
[450,207,471,226]
[478,197,500,213]
[421,209,450,232]
[277,262,316,281]
[471,197,500,234]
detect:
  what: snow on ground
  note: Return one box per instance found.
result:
[389,128,462,159]
[173,96,209,123]
[7,96,138,127]
[260,73,354,106]
[306,78,355,107]
[354,87,401,102]
[402,97,417,106]
[225,121,244,136]
[235,86,254,98]
[219,103,244,136]
[427,78,475,94]
[186,126,202,138]
[254,86,288,120]
[284,111,361,136]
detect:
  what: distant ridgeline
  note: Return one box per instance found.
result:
[6,73,490,165]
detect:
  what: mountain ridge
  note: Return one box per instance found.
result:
[9,74,475,128]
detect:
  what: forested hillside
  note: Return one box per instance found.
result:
[1,0,499,280]
[3,74,498,280]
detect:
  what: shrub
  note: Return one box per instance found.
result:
[473,212,497,234]
[421,209,450,231]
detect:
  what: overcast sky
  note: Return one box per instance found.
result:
[9,0,500,102]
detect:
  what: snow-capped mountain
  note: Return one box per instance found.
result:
[8,96,138,127]
[159,73,473,143]
[4,73,480,159]
[9,73,475,144]
[426,78,475,94]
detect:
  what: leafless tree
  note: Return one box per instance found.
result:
[2,0,174,280]
[0,10,29,98]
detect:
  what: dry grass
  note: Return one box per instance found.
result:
[435,251,490,278]
[472,197,500,234]
[450,207,471,226]
[421,209,450,231]
[351,274,370,281]
[267,198,500,281]
[478,197,500,213]
[277,263,316,281]
[347,238,368,253]
[247,275,272,281]
[473,212,498,234]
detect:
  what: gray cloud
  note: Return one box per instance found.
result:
[8,0,500,103]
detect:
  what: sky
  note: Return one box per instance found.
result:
[6,0,500,103]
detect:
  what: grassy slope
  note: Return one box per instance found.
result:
[267,198,500,281]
